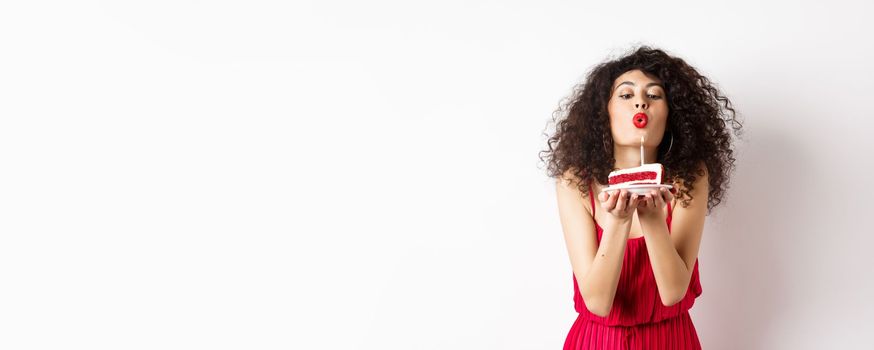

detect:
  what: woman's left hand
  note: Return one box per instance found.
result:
[635,187,674,221]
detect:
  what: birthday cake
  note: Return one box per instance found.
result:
[608,163,665,187]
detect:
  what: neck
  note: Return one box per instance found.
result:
[613,144,658,170]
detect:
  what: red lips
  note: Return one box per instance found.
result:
[633,113,648,128]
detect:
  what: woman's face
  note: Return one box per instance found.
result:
[606,69,669,148]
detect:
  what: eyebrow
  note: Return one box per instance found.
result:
[614,81,664,91]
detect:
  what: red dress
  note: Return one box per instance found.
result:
[564,184,703,349]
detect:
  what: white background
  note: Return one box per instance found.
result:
[1,1,873,349]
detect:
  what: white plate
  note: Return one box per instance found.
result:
[600,184,674,195]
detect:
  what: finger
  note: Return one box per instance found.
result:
[601,191,613,210]
[623,190,633,210]
[663,187,674,203]
[653,190,664,207]
[616,189,628,212]
[644,194,654,208]
[599,190,609,203]
[660,187,671,205]
[605,190,618,211]
[628,194,640,211]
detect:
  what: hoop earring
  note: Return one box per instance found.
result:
[663,133,674,157]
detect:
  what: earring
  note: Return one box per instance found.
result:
[663,133,674,157]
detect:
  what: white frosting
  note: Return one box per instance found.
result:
[608,163,664,185]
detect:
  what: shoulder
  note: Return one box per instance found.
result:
[557,167,587,194]
[558,167,582,184]
[556,167,594,215]
[671,161,709,208]
[670,161,707,188]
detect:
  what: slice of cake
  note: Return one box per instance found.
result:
[608,163,665,187]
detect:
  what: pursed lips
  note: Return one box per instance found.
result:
[633,112,648,128]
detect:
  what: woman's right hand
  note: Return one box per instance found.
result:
[597,189,640,223]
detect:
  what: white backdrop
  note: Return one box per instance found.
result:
[2,1,873,349]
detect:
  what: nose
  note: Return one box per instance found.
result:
[635,102,647,109]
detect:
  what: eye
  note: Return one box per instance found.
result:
[647,94,662,99]
[619,94,631,99]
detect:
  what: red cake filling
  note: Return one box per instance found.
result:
[608,171,658,185]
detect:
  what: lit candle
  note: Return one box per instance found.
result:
[640,136,645,166]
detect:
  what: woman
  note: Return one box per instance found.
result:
[540,46,743,349]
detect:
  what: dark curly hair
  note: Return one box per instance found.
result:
[539,45,743,213]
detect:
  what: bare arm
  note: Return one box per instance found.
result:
[556,173,635,317]
[638,164,708,306]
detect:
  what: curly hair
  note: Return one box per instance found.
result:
[539,45,743,213]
